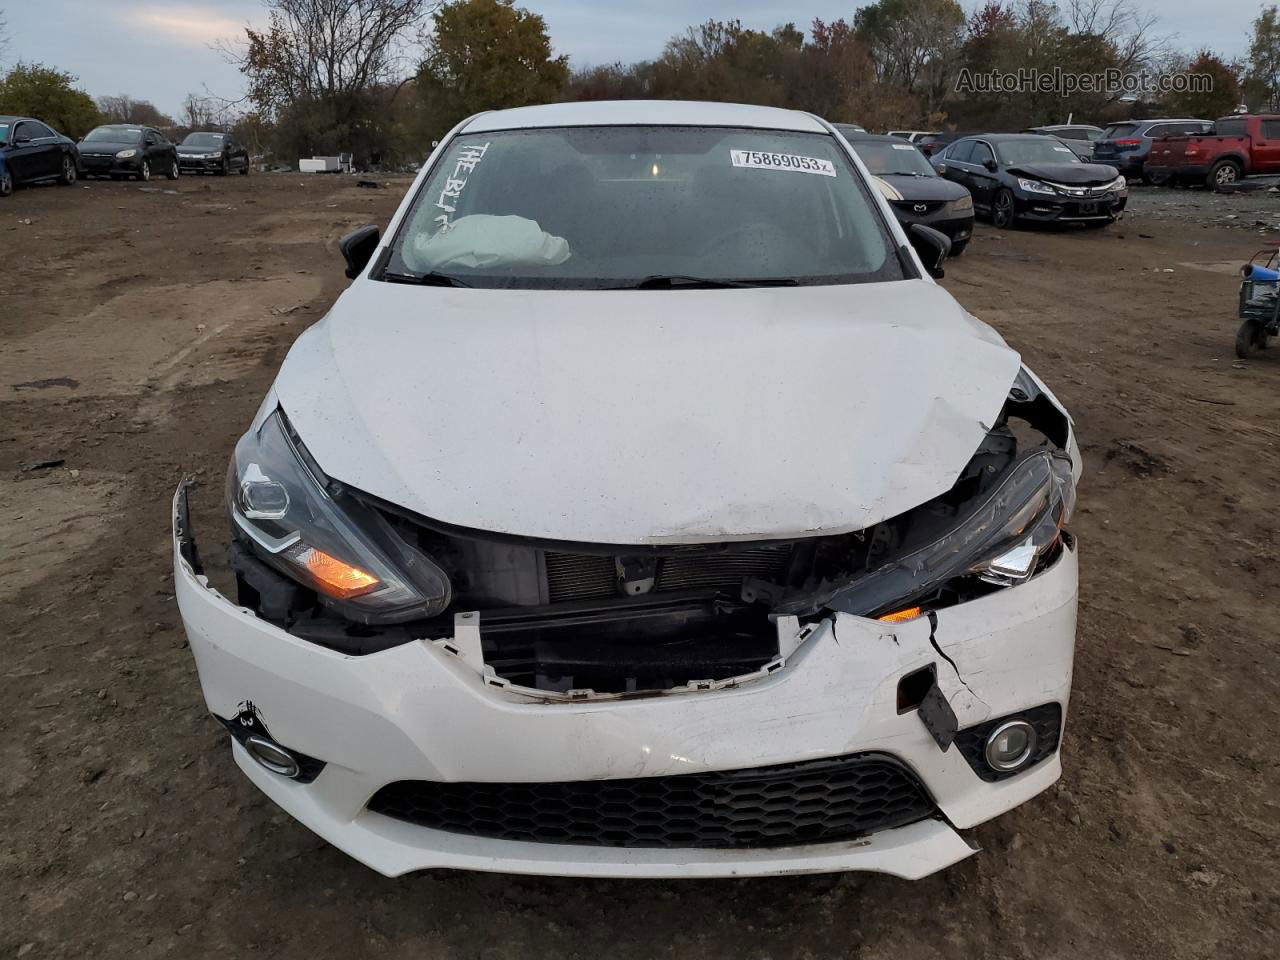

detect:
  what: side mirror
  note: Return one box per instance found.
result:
[339,224,380,279]
[983,158,998,172]
[15,134,30,145]
[908,223,952,279]
[935,163,947,174]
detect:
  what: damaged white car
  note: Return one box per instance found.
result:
[174,101,1081,880]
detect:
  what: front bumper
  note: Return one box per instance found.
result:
[1016,190,1127,222]
[179,156,225,172]
[174,492,1078,880]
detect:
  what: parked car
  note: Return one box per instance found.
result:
[1023,124,1104,160]
[933,133,1127,229]
[177,131,251,175]
[174,100,1082,882]
[1145,114,1280,190]
[78,124,178,181]
[886,130,941,143]
[836,126,974,255]
[916,131,962,156]
[0,115,80,188]
[1092,118,1213,183]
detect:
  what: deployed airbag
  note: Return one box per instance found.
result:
[406,215,571,271]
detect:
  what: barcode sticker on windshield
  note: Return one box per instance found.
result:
[892,143,915,150]
[1053,146,1074,153]
[730,150,836,177]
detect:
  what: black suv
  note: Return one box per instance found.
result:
[79,124,179,181]
[0,116,80,191]
[177,132,250,175]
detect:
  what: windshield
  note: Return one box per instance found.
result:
[0,123,8,144]
[384,125,902,289]
[997,139,1081,165]
[182,133,224,147]
[850,141,935,177]
[85,126,141,143]
[1102,122,1140,139]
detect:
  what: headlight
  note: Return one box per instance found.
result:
[205,152,221,159]
[115,148,137,159]
[1109,175,1127,192]
[227,410,451,624]
[946,193,973,213]
[826,450,1075,617]
[1017,178,1056,195]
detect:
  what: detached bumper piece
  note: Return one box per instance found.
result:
[368,752,936,849]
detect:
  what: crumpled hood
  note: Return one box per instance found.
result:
[273,279,1021,544]
[1007,162,1119,185]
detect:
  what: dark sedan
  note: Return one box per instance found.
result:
[836,128,974,256]
[78,124,179,181]
[932,134,1127,229]
[177,132,251,175]
[0,115,80,190]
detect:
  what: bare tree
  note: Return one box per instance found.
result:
[220,0,429,117]
[181,93,229,130]
[97,94,174,126]
[1064,0,1170,73]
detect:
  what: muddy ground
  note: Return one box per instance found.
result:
[1,172,1277,959]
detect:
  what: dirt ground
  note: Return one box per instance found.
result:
[1,171,1277,959]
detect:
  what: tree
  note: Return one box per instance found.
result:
[649,20,803,106]
[416,0,568,136]
[1162,51,1241,119]
[1246,5,1280,111]
[97,94,174,127]
[0,63,100,136]
[855,0,966,117]
[222,0,428,156]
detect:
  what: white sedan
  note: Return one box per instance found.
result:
[174,99,1081,880]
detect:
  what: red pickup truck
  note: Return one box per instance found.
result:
[1145,114,1280,190]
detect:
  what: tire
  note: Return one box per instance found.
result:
[949,238,968,257]
[57,155,76,185]
[137,160,151,182]
[1236,319,1271,359]
[0,169,11,197]
[1208,159,1241,192]
[1144,171,1169,187]
[217,158,229,176]
[166,158,179,180]
[238,157,250,176]
[991,188,1016,229]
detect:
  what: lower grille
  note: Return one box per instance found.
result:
[367,752,936,849]
[543,545,792,603]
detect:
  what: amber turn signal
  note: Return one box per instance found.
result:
[297,546,381,598]
[877,606,923,624]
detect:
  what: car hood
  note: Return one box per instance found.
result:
[177,145,219,155]
[78,139,138,153]
[878,174,970,202]
[1007,162,1117,184]
[272,279,1021,544]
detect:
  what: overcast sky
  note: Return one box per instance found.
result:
[2,0,1266,118]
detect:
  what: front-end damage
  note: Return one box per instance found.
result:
[173,363,1080,879]
[216,365,1079,704]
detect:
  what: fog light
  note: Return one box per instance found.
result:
[243,734,301,779]
[984,720,1036,772]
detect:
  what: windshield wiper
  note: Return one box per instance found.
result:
[381,270,473,288]
[618,275,800,290]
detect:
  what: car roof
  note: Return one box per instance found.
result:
[840,132,911,143]
[462,100,830,134]
[0,115,31,123]
[1028,124,1101,132]
[967,133,1052,142]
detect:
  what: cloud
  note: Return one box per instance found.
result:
[130,6,248,47]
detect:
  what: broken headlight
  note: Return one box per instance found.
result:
[227,409,451,624]
[826,450,1075,617]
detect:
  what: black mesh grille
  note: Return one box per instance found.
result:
[367,752,936,849]
[543,546,792,604]
[953,703,1062,782]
